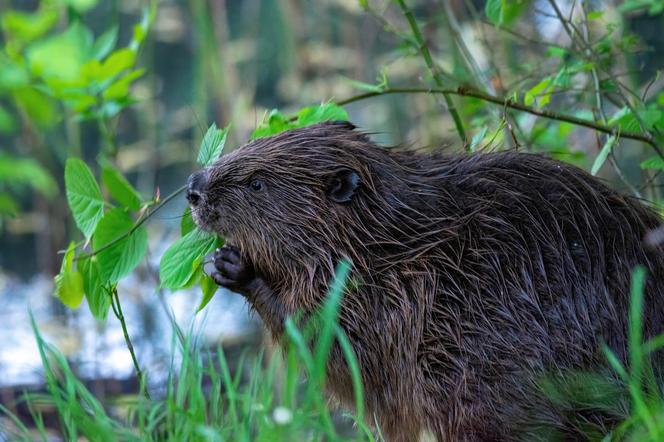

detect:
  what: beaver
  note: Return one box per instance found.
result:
[186,121,664,441]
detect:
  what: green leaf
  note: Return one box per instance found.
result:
[93,208,148,282]
[0,105,17,134]
[608,105,663,133]
[524,77,552,108]
[101,165,142,210]
[100,48,136,80]
[54,241,85,309]
[587,11,604,20]
[12,86,59,127]
[61,0,99,13]
[183,256,205,289]
[619,0,664,15]
[251,103,349,140]
[91,26,119,60]
[640,156,664,170]
[196,273,219,312]
[0,193,19,216]
[102,68,144,100]
[0,153,57,197]
[197,123,230,166]
[250,110,292,140]
[485,0,530,27]
[65,158,105,238]
[296,103,349,127]
[1,8,58,46]
[485,0,502,25]
[0,59,29,93]
[130,6,155,50]
[79,257,111,321]
[546,46,567,58]
[628,265,647,374]
[181,207,196,236]
[591,135,617,176]
[26,22,89,81]
[160,228,217,289]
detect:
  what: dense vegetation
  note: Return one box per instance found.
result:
[1,0,663,440]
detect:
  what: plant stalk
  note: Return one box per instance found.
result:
[395,0,467,145]
[336,87,663,156]
[111,288,151,399]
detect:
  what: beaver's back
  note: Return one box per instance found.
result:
[337,150,664,440]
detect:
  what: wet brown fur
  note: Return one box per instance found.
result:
[191,122,664,441]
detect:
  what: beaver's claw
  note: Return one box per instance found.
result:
[211,245,256,295]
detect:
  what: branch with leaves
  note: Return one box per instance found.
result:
[337,86,663,156]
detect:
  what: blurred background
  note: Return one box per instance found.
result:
[0,0,663,434]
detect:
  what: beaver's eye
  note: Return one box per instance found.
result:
[249,179,265,192]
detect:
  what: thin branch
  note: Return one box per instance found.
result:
[111,288,151,400]
[394,0,467,144]
[76,185,187,260]
[336,87,664,156]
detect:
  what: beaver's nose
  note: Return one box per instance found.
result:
[186,171,207,206]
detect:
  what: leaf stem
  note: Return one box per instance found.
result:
[336,87,664,156]
[111,287,151,399]
[394,0,467,145]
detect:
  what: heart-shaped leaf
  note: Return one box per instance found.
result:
[160,228,218,289]
[93,208,147,282]
[65,158,105,239]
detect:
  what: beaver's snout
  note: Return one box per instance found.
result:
[186,170,208,206]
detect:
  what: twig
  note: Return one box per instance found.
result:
[394,0,467,144]
[111,287,151,399]
[76,184,187,260]
[336,86,664,156]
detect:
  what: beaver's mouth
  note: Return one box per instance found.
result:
[188,201,216,232]
[189,201,236,241]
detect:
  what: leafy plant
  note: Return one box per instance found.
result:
[0,153,56,222]
[53,100,351,384]
[3,263,374,442]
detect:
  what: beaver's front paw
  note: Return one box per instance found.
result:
[211,245,256,296]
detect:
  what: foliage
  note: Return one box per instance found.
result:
[0,153,56,220]
[0,0,154,230]
[250,103,349,140]
[3,263,374,442]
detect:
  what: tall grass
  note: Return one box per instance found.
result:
[1,262,376,442]
[540,266,664,441]
[601,267,664,441]
[3,264,664,441]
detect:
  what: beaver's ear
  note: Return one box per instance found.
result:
[326,168,360,203]
[324,120,356,131]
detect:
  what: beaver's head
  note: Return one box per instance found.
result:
[187,122,384,279]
